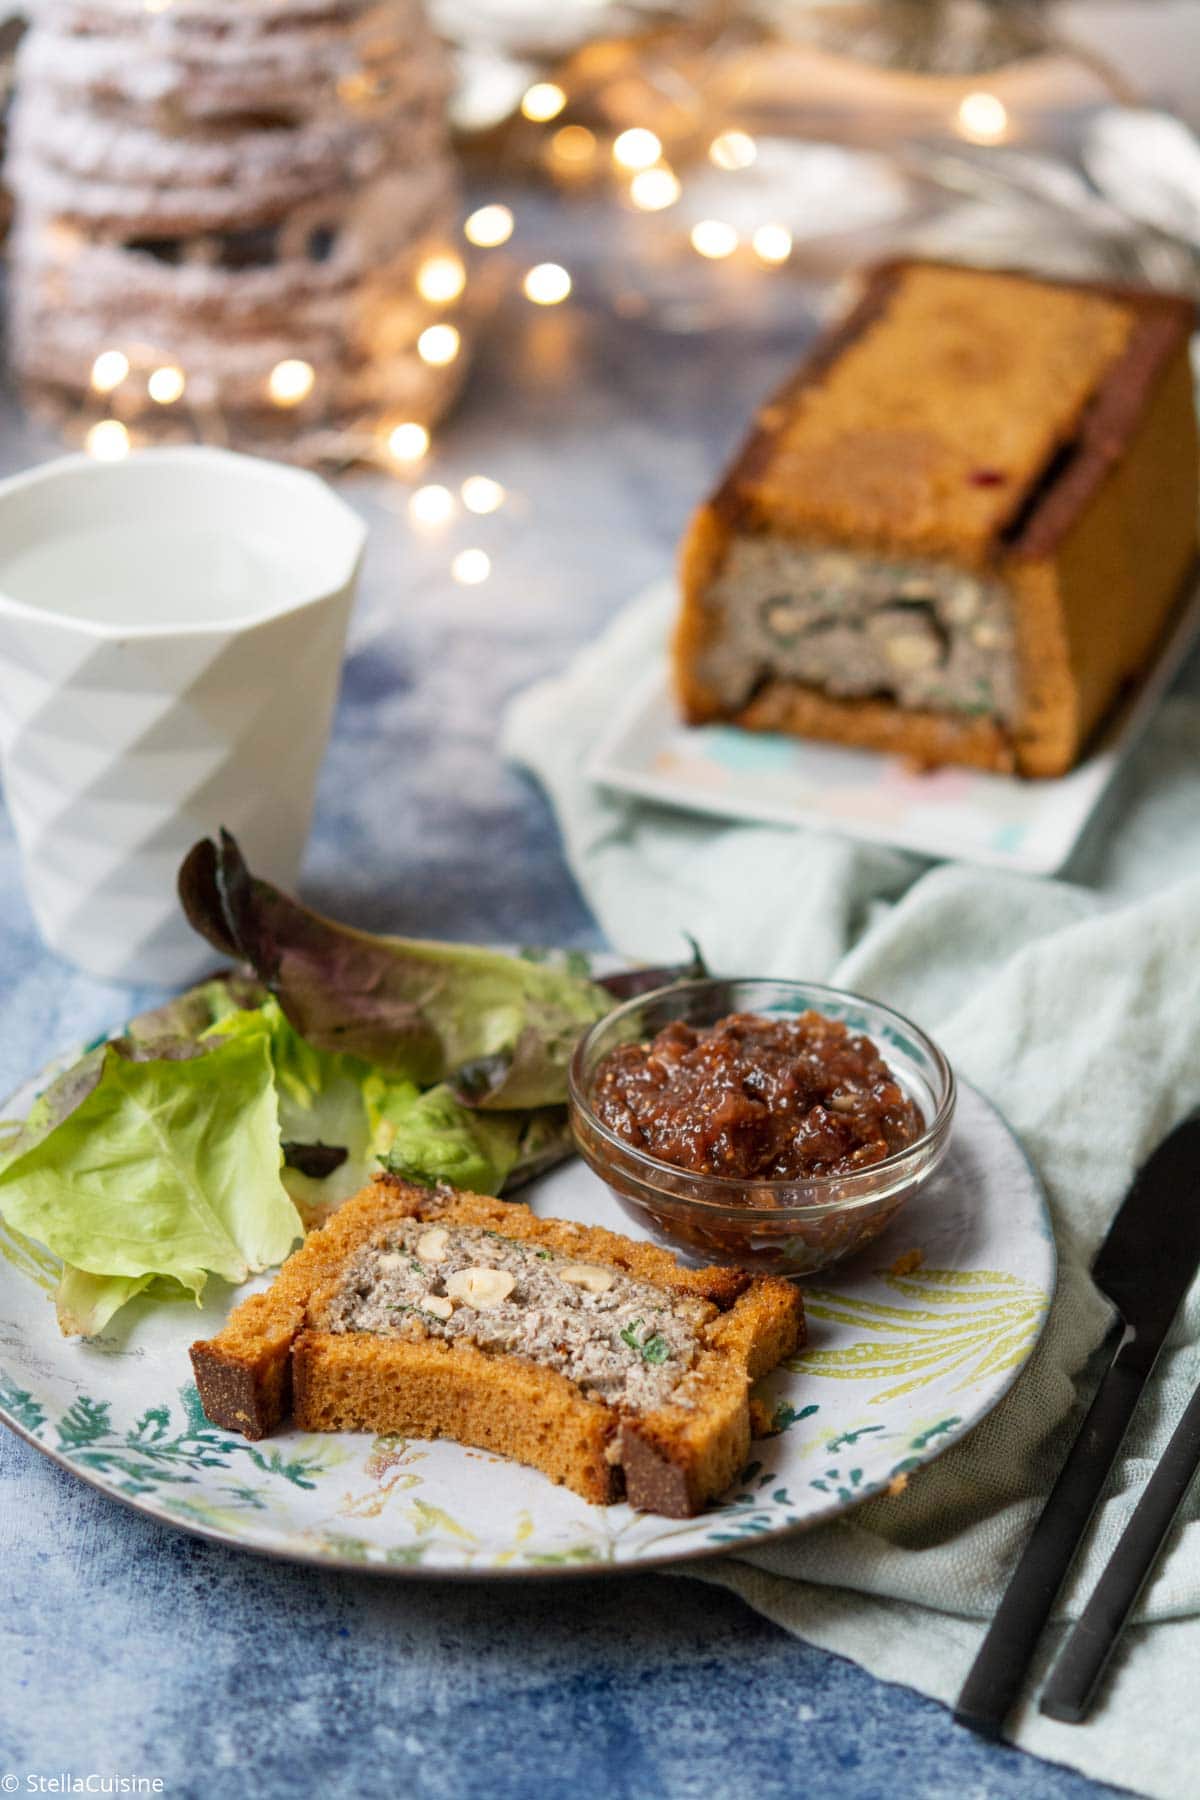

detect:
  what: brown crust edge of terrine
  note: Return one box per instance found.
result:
[190,1177,806,1519]
[732,680,1018,774]
[708,257,1196,562]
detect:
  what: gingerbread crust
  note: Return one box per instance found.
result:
[675,259,1199,779]
[190,1177,805,1517]
[736,682,1016,774]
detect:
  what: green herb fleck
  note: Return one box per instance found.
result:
[620,1319,671,1365]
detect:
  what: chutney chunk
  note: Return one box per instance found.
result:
[592,1010,923,1181]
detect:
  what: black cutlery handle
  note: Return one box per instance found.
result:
[1040,1376,1200,1724]
[954,1329,1152,1739]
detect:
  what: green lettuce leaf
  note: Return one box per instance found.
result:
[3,1047,109,1169]
[378,1086,575,1198]
[379,1084,529,1195]
[123,972,268,1050]
[363,1068,423,1146]
[0,970,275,1182]
[210,999,373,1146]
[207,999,418,1211]
[504,1108,576,1192]
[54,1267,155,1336]
[178,831,611,1108]
[0,1026,301,1307]
[54,1268,199,1336]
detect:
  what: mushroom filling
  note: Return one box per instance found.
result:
[323,1222,707,1413]
[700,538,1018,722]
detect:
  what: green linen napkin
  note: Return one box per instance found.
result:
[502,581,1200,1799]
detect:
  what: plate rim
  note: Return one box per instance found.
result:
[0,1045,1056,1581]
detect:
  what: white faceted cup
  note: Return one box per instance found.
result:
[0,447,366,985]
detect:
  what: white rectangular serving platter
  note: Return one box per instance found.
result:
[586,577,1200,875]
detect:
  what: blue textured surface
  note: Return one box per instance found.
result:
[0,280,1127,1798]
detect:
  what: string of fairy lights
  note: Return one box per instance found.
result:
[74,68,1013,589]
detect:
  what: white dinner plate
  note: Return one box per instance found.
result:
[586,578,1200,875]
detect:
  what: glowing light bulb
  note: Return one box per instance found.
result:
[409,484,455,528]
[752,223,792,266]
[521,82,566,123]
[957,91,1008,143]
[338,69,389,108]
[147,365,185,404]
[523,263,571,305]
[551,124,596,165]
[612,128,661,171]
[387,422,430,464]
[690,219,739,259]
[268,358,315,405]
[463,204,514,248]
[416,253,466,304]
[451,548,491,585]
[90,350,129,394]
[86,419,130,461]
[461,475,505,514]
[629,166,681,211]
[709,130,757,171]
[417,324,461,366]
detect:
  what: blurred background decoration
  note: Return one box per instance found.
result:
[440,0,1200,328]
[4,0,470,466]
[1,0,1200,479]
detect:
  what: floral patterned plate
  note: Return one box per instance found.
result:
[0,1043,1054,1577]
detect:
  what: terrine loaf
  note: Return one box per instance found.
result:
[675,259,1199,777]
[191,1176,804,1517]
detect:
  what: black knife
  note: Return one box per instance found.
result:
[1039,1370,1200,1723]
[954,1108,1200,1739]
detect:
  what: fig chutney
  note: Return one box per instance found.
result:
[591,1010,923,1185]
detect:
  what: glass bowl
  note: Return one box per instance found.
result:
[569,978,955,1277]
